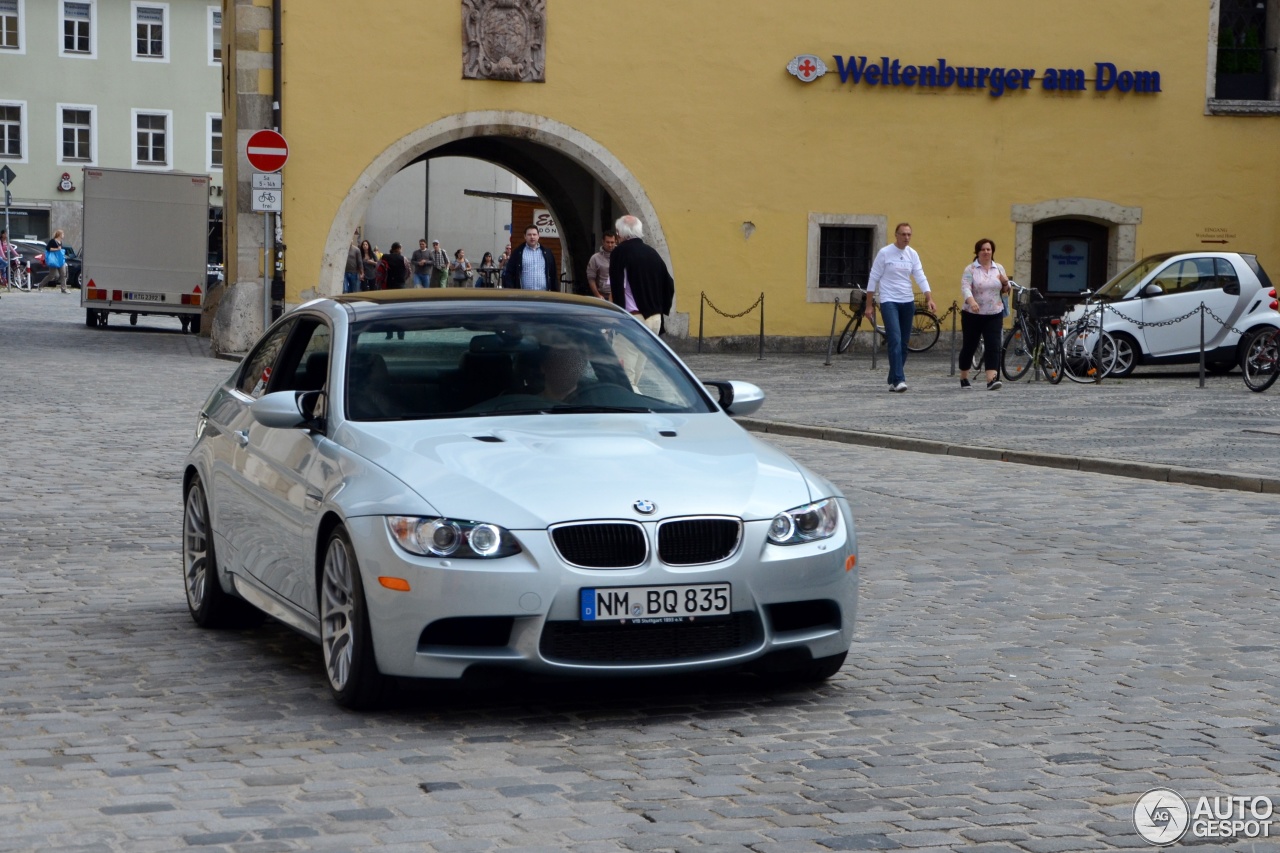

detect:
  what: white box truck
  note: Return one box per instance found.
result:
[80,168,210,333]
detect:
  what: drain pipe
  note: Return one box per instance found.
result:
[272,0,282,132]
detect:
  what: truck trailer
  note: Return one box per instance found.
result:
[80,168,210,333]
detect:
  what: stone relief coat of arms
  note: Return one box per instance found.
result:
[463,0,546,82]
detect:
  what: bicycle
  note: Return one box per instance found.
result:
[1059,294,1119,384]
[1241,325,1280,392]
[836,286,942,354]
[5,259,32,292]
[1000,282,1064,384]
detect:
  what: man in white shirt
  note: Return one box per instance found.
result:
[864,222,936,392]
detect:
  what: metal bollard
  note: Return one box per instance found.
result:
[1198,302,1206,388]
[697,293,705,354]
[757,294,765,361]
[948,303,958,376]
[869,303,878,371]
[824,298,840,366]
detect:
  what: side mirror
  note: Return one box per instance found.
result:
[703,380,766,417]
[1141,283,1164,297]
[250,390,325,431]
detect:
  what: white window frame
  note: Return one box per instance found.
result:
[206,112,222,173]
[57,103,97,166]
[0,0,26,55]
[207,5,220,65]
[131,108,172,170]
[131,1,168,63]
[59,0,96,59]
[0,99,28,163]
[806,213,887,303]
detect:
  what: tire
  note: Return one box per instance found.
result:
[85,309,97,328]
[1108,333,1139,378]
[1095,330,1119,378]
[129,313,138,326]
[836,314,860,354]
[1044,333,1065,385]
[1001,327,1031,382]
[183,477,264,629]
[1241,329,1280,393]
[320,527,394,710]
[1062,329,1106,384]
[907,311,941,353]
[190,314,202,335]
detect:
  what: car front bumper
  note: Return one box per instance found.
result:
[345,505,858,681]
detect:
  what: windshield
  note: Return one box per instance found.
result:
[345,304,716,421]
[1091,253,1179,302]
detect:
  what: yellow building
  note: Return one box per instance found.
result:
[215,0,1280,351]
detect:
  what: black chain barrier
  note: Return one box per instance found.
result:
[697,290,766,360]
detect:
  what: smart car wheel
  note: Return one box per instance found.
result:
[1108,333,1138,378]
[320,527,393,710]
[183,477,263,629]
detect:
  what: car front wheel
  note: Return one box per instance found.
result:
[1108,333,1138,378]
[320,527,393,709]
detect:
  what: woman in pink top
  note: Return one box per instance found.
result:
[958,238,1010,390]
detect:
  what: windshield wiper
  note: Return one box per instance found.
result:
[547,404,652,414]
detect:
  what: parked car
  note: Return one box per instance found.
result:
[182,290,859,709]
[1062,251,1278,376]
[12,239,83,289]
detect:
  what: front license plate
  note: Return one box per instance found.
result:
[580,583,730,623]
[123,291,165,302]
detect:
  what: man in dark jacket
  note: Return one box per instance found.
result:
[383,242,411,289]
[502,225,558,291]
[609,215,674,334]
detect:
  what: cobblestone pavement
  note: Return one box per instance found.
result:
[2,293,1278,852]
[678,339,1280,488]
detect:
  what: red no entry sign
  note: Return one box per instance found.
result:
[246,129,289,173]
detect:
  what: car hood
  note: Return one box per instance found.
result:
[334,413,814,528]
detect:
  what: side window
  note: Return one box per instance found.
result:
[236,321,294,398]
[1215,257,1241,292]
[270,320,332,392]
[1151,260,1209,296]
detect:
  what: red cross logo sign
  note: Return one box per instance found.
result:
[787,54,828,83]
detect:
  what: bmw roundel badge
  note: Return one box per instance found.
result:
[633,499,656,515]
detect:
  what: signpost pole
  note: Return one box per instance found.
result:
[0,166,14,244]
[264,213,271,332]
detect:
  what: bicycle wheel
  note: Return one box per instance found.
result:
[1062,328,1111,383]
[836,313,860,354]
[907,311,941,353]
[1241,329,1280,393]
[1001,327,1032,382]
[1043,329,1065,385]
[1095,330,1119,378]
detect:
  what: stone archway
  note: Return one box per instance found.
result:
[1010,198,1143,286]
[313,111,675,320]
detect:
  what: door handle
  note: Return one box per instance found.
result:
[233,429,249,446]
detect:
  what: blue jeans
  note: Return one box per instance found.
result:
[343,272,360,293]
[879,300,915,386]
[412,273,431,288]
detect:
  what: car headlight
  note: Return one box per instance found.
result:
[386,516,522,559]
[767,499,840,545]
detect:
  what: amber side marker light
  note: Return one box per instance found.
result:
[378,577,411,592]
[845,555,857,572]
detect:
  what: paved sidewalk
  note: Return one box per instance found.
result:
[678,345,1280,492]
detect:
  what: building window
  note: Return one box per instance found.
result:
[208,6,220,64]
[132,110,171,168]
[1209,0,1279,113]
[0,0,24,53]
[59,105,94,164]
[819,226,874,290]
[62,1,93,56]
[132,2,167,61]
[207,113,222,171]
[806,214,887,304]
[0,101,25,161]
